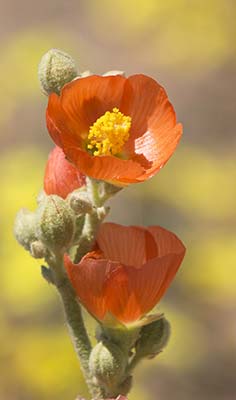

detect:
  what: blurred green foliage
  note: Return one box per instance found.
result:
[1,0,235,399]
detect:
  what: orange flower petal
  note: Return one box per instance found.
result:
[122,75,182,178]
[135,123,183,180]
[104,252,183,323]
[123,74,164,143]
[64,253,120,320]
[148,225,186,257]
[47,92,82,147]
[97,223,158,268]
[44,146,85,199]
[60,75,128,137]
[104,266,141,322]
[61,146,144,183]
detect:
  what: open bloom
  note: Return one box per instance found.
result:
[46,74,182,185]
[44,146,86,199]
[65,223,186,324]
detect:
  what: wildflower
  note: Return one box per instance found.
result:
[44,146,86,199]
[64,223,185,324]
[46,74,182,185]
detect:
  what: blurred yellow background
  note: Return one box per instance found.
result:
[1,1,236,399]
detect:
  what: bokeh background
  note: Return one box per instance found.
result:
[1,1,236,399]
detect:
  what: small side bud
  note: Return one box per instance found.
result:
[37,195,75,252]
[89,341,126,389]
[69,190,93,215]
[14,208,38,251]
[30,240,46,259]
[38,49,78,95]
[135,317,171,359]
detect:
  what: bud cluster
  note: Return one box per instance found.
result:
[89,316,170,398]
[14,177,117,275]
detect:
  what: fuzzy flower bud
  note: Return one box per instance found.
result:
[135,317,171,359]
[38,49,78,95]
[14,208,38,251]
[37,195,75,252]
[89,341,126,389]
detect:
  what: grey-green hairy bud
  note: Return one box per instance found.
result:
[37,195,75,252]
[135,317,171,359]
[14,208,38,251]
[38,49,78,95]
[89,341,126,388]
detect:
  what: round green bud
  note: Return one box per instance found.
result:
[89,341,126,388]
[37,195,75,252]
[14,208,38,251]
[38,48,78,95]
[135,317,171,359]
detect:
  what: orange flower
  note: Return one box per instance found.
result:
[44,146,86,199]
[64,223,185,324]
[46,74,182,185]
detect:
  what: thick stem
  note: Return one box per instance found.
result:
[74,210,104,263]
[50,257,105,399]
[86,177,102,207]
[126,353,142,374]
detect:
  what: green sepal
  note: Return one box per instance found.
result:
[97,316,140,353]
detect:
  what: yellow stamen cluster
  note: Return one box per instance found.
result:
[87,108,131,156]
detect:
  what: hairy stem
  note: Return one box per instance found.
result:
[50,256,105,399]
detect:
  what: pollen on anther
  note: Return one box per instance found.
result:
[87,108,131,156]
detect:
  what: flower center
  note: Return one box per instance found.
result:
[87,107,131,156]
